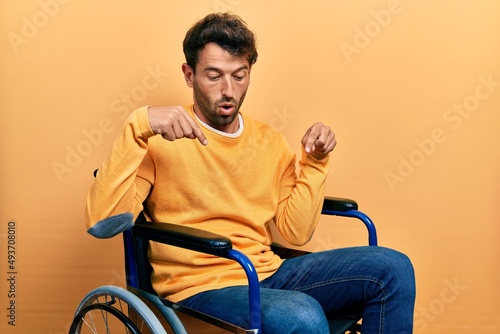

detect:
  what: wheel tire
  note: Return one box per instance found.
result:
[69,285,167,334]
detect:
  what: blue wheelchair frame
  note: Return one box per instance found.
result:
[122,196,377,333]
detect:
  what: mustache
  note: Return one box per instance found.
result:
[216,97,237,105]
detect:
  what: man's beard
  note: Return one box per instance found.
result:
[193,80,247,128]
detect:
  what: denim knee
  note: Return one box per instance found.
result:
[385,248,414,278]
[372,247,416,298]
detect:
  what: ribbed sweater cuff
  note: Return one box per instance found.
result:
[300,146,331,167]
[136,106,156,139]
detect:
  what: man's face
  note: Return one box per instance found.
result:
[183,43,251,133]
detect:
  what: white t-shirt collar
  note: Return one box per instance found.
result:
[194,112,244,138]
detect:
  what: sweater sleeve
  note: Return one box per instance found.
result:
[274,146,330,246]
[85,106,156,238]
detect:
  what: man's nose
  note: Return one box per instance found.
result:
[221,77,234,97]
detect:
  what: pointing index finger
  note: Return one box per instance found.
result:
[194,126,208,146]
[185,115,208,146]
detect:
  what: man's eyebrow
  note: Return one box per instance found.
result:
[203,65,249,73]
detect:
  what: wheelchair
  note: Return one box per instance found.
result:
[69,196,378,334]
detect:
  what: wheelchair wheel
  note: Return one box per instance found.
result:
[69,285,167,334]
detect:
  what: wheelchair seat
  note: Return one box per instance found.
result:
[70,196,377,333]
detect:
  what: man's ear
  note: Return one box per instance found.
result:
[182,63,194,88]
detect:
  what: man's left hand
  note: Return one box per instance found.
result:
[301,122,337,160]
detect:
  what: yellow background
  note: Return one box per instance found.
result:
[1,0,499,333]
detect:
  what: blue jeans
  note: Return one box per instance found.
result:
[179,246,415,333]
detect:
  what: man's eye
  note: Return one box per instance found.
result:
[233,75,244,81]
[208,76,220,81]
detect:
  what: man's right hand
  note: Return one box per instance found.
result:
[148,106,208,146]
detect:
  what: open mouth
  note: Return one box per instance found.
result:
[219,104,235,114]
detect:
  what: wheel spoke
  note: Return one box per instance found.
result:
[68,286,168,334]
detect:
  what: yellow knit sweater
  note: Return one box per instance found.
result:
[85,105,330,302]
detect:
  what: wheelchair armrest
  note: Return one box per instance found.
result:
[132,221,232,257]
[322,196,378,246]
[322,196,358,212]
[130,221,262,331]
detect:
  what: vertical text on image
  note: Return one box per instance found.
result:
[6,221,18,326]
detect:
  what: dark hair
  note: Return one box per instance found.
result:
[183,13,258,72]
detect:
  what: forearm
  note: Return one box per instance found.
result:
[274,148,330,245]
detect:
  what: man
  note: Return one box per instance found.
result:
[85,12,415,333]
